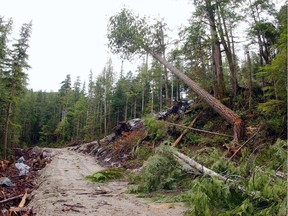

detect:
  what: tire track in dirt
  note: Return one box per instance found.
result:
[28,148,185,216]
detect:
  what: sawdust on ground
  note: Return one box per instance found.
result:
[28,148,185,216]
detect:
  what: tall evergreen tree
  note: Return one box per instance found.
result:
[2,21,32,159]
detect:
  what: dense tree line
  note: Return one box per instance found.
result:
[0,17,32,159]
[0,0,286,159]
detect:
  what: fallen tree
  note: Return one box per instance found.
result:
[129,143,286,215]
[174,151,228,181]
[107,8,245,143]
[173,150,250,195]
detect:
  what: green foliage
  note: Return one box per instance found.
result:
[253,139,287,172]
[202,121,213,130]
[128,139,287,215]
[183,178,245,216]
[255,4,287,137]
[143,115,168,140]
[133,144,153,161]
[183,133,199,145]
[184,139,288,216]
[0,19,32,158]
[258,101,286,136]
[258,5,287,101]
[107,7,149,60]
[129,144,181,192]
[197,136,229,146]
[85,168,126,183]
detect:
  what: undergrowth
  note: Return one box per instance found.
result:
[129,144,182,192]
[128,139,287,216]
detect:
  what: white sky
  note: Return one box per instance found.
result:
[1,0,193,92]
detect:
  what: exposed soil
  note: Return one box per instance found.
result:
[28,148,185,216]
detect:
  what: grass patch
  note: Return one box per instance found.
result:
[85,168,127,183]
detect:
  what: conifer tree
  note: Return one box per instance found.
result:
[2,21,32,159]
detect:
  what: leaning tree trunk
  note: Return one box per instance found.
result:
[149,51,245,143]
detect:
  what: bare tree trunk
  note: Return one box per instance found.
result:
[141,85,145,114]
[3,102,12,160]
[133,96,137,118]
[246,50,253,111]
[176,78,179,101]
[217,6,238,99]
[159,24,170,108]
[171,73,174,103]
[98,101,103,137]
[163,53,170,107]
[248,0,267,101]
[151,81,154,114]
[206,0,226,99]
[124,97,128,122]
[104,98,107,136]
[149,51,245,143]
[159,73,163,111]
[142,53,148,113]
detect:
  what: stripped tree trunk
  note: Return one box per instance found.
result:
[173,113,201,147]
[217,6,238,99]
[174,151,227,181]
[206,0,226,99]
[3,102,12,160]
[149,51,245,143]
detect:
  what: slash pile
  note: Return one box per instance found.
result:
[0,147,54,216]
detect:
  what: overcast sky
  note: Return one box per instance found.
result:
[1,0,193,92]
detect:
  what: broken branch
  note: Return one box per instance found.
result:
[18,190,28,208]
[229,127,260,160]
[173,113,201,147]
[165,121,233,138]
[0,194,24,205]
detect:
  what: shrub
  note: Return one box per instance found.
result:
[143,115,168,141]
[129,144,181,192]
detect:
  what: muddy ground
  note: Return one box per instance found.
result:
[28,148,185,216]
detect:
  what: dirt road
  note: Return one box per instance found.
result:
[28,148,185,216]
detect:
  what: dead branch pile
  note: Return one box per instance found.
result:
[69,118,146,168]
[0,147,54,216]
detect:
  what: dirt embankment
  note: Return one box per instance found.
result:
[28,148,185,216]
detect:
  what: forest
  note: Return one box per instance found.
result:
[0,0,287,214]
[0,0,285,155]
